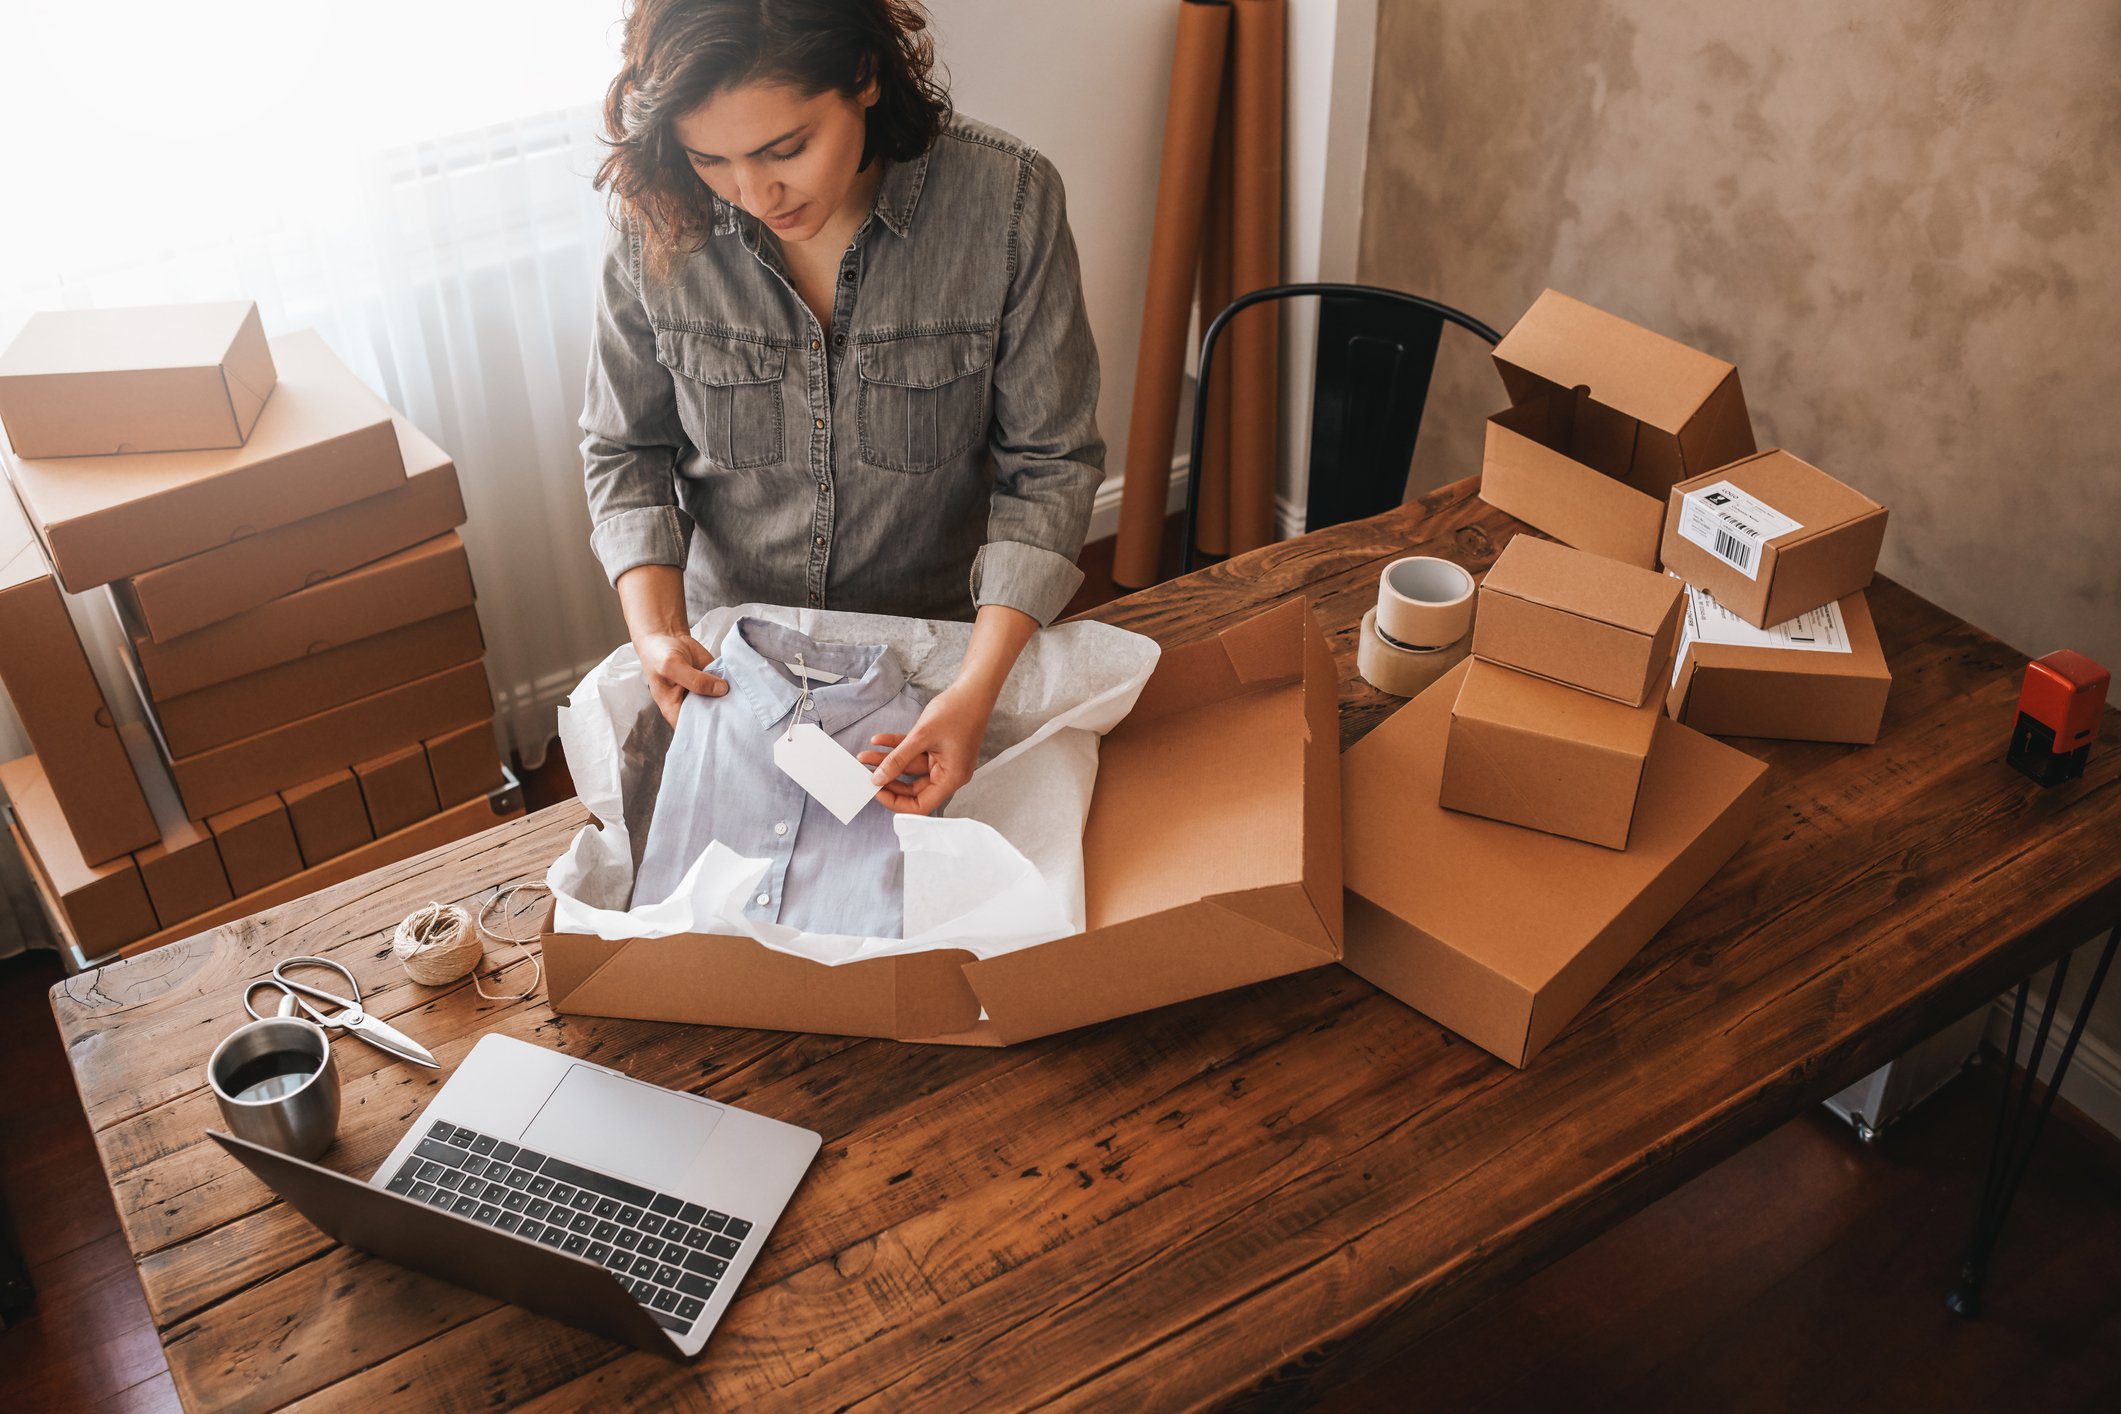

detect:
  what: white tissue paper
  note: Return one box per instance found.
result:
[547,603,1161,966]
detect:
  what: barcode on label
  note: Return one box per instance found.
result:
[1712,528,1754,571]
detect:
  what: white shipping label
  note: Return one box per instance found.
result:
[773,722,879,824]
[1672,583,1852,687]
[1676,480,1803,580]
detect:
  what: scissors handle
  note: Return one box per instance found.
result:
[241,979,304,1023]
[273,956,362,1014]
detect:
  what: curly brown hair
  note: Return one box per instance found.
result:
[596,0,951,278]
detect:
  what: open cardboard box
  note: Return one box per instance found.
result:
[1480,290,1756,569]
[544,598,1344,1045]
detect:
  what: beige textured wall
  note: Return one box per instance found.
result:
[1360,0,2121,672]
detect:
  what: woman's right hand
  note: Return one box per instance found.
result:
[635,629,727,727]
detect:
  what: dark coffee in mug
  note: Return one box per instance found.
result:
[219,1049,322,1104]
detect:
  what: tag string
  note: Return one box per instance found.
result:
[787,652,816,740]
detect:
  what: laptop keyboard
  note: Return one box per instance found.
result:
[385,1119,755,1336]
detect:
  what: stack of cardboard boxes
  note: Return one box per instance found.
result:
[0,302,521,961]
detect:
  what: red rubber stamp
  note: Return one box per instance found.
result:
[2007,649,2108,786]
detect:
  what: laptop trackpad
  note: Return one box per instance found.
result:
[520,1065,721,1192]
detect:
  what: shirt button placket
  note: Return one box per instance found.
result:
[808,311,832,609]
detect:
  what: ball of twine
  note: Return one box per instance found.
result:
[392,884,548,1001]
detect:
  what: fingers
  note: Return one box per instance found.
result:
[871,731,929,785]
[674,662,728,697]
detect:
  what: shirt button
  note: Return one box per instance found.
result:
[755,892,771,907]
[814,535,825,546]
[833,332,845,347]
[841,269,855,283]
[813,417,825,430]
[810,338,821,351]
[773,821,789,837]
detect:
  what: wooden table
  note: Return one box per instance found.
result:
[48,479,2121,1411]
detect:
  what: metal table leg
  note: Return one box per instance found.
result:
[1946,921,2119,1317]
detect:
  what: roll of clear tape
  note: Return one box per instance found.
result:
[1376,556,1475,647]
[1358,607,1471,698]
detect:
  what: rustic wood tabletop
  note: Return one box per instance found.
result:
[47,478,2121,1411]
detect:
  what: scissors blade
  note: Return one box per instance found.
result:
[340,1012,440,1068]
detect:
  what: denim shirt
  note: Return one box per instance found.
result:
[630,617,924,937]
[580,115,1104,627]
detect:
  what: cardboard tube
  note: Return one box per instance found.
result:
[1376,556,1475,647]
[1225,0,1285,554]
[1194,66,1237,558]
[1358,608,1472,698]
[1115,0,1232,589]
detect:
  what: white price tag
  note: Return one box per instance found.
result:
[772,723,879,824]
[1676,480,1802,580]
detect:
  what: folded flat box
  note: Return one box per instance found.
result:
[0,754,157,954]
[545,598,1345,1045]
[123,416,465,641]
[119,531,476,700]
[151,607,485,756]
[1440,657,1663,849]
[280,770,374,869]
[206,795,303,897]
[0,302,276,458]
[0,487,158,862]
[8,329,405,590]
[1479,289,1756,569]
[1662,448,1888,629]
[168,659,494,820]
[425,720,506,807]
[1471,533,1683,706]
[1668,589,1892,745]
[355,743,441,837]
[119,721,233,928]
[1343,658,1767,1068]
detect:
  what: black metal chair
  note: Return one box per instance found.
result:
[1182,283,1502,572]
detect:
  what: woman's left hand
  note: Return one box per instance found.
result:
[859,684,995,816]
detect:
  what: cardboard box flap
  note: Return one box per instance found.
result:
[219,305,278,431]
[1484,534,1678,637]
[1493,289,1738,436]
[1454,659,1660,758]
[0,302,259,375]
[1701,449,1886,549]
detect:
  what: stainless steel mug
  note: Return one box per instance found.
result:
[206,1015,340,1160]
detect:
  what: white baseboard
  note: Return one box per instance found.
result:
[1986,992,2121,1140]
[1086,459,1307,547]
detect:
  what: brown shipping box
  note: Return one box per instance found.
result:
[167,660,493,820]
[1661,448,1888,629]
[280,770,375,870]
[1668,589,1893,745]
[1480,290,1756,569]
[120,721,233,928]
[426,720,506,807]
[0,487,158,862]
[1343,658,1767,1068]
[120,531,477,700]
[1471,534,1683,706]
[0,754,157,954]
[1439,658,1663,849]
[545,598,1345,1044]
[355,744,441,837]
[124,416,465,641]
[0,302,276,459]
[8,329,404,590]
[152,607,485,757]
[206,795,303,897]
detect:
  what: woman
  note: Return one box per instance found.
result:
[583,0,1102,817]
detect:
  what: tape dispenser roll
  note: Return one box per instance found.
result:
[1358,607,1470,698]
[1376,556,1475,647]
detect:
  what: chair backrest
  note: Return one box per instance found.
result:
[1184,284,1501,572]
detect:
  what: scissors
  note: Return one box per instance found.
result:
[242,956,439,1069]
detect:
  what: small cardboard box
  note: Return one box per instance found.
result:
[166,659,494,821]
[1480,290,1756,569]
[1471,534,1683,706]
[119,722,233,929]
[0,302,277,459]
[544,599,1344,1045]
[118,531,477,700]
[1439,657,1663,849]
[152,607,485,756]
[355,743,441,837]
[0,486,158,863]
[426,720,507,807]
[1343,658,1767,1067]
[7,329,404,590]
[281,769,375,869]
[1668,588,1893,745]
[1662,449,1888,629]
[122,416,465,641]
[206,795,303,897]
[0,753,157,954]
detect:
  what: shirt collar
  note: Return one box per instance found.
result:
[713,145,932,247]
[716,616,909,734]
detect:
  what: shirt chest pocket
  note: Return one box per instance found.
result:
[856,331,992,475]
[654,328,786,471]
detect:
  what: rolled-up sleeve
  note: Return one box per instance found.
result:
[580,215,692,585]
[971,152,1104,626]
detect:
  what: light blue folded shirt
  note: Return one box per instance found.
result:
[631,617,925,937]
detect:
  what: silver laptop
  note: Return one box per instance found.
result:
[209,1032,820,1360]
